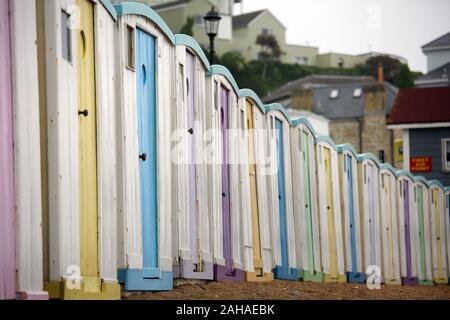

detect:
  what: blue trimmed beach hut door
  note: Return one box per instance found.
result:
[275,119,288,272]
[367,164,376,266]
[186,51,201,271]
[403,181,413,281]
[137,29,159,278]
[346,155,358,274]
[302,132,315,273]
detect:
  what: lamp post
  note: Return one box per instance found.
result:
[203,7,222,64]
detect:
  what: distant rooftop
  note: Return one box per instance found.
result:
[151,0,196,11]
[388,87,450,125]
[415,61,450,86]
[264,75,376,103]
[264,75,397,120]
[232,9,265,29]
[422,31,450,50]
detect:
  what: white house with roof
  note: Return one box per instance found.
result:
[415,32,450,88]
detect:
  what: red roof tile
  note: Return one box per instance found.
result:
[387,86,450,125]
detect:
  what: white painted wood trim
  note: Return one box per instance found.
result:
[10,0,45,292]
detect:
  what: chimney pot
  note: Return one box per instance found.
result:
[377,63,384,85]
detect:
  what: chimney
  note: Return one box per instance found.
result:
[377,63,384,85]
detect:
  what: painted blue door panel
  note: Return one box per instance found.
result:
[276,119,288,270]
[137,28,159,277]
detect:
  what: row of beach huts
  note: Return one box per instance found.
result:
[0,0,449,300]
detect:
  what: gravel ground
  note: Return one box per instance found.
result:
[124,280,450,300]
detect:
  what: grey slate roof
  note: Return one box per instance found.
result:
[232,10,265,29]
[415,62,450,82]
[311,84,397,120]
[264,75,398,120]
[312,85,364,119]
[422,32,450,50]
[264,75,376,103]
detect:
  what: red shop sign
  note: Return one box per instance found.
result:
[410,157,432,173]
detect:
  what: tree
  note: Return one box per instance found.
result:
[395,64,415,88]
[255,33,284,79]
[180,17,194,37]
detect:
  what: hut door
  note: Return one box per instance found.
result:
[77,0,99,283]
[403,180,413,279]
[432,189,444,278]
[385,175,395,280]
[302,131,315,272]
[367,164,376,265]
[246,102,262,275]
[275,119,288,271]
[346,155,357,274]
[186,51,201,271]
[136,29,159,278]
[324,148,337,277]
[220,85,232,273]
[0,0,16,300]
[417,187,427,279]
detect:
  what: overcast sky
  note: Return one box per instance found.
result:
[237,0,450,73]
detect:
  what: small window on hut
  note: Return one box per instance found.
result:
[442,138,450,173]
[363,164,367,184]
[318,147,322,164]
[61,10,72,62]
[126,26,136,70]
[241,110,245,137]
[178,64,185,102]
[214,81,219,110]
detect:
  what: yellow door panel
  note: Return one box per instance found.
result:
[246,101,262,271]
[324,148,337,278]
[77,0,99,279]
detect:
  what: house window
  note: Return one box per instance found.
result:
[353,88,362,98]
[338,57,344,68]
[379,150,385,163]
[295,56,309,65]
[262,28,273,36]
[61,10,72,62]
[442,138,450,172]
[194,15,204,26]
[126,25,135,70]
[330,89,339,99]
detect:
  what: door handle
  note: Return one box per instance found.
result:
[78,109,89,117]
[139,153,147,162]
[222,193,226,198]
[188,128,194,135]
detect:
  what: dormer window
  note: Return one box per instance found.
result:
[353,88,362,98]
[330,89,339,99]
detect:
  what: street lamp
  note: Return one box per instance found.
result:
[203,7,222,64]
